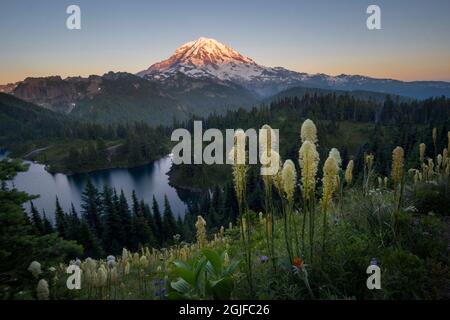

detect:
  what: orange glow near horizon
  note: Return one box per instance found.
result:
[2,59,450,85]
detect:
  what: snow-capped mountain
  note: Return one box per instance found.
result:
[138,37,450,99]
[138,37,262,81]
[138,37,313,97]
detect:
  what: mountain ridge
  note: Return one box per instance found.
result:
[0,71,257,125]
[2,37,450,125]
[136,37,450,99]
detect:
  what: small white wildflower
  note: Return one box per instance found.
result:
[85,257,97,271]
[329,148,342,168]
[97,266,107,287]
[110,267,118,283]
[124,261,130,275]
[139,255,149,268]
[301,119,318,144]
[28,261,42,278]
[107,255,116,269]
[36,279,49,300]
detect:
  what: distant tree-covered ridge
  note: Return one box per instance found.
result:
[169,94,450,190]
[0,93,172,174]
[2,92,450,176]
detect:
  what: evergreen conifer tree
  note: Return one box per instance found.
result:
[55,197,67,238]
[152,196,163,246]
[162,195,178,243]
[42,210,54,234]
[30,201,44,235]
[101,186,123,254]
[81,177,102,238]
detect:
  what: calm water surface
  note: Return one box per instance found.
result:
[3,153,188,219]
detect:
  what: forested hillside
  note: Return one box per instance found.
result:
[0,93,171,174]
[169,93,450,192]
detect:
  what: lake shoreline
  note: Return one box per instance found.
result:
[2,151,189,218]
[6,137,172,177]
[44,156,165,176]
[4,147,168,177]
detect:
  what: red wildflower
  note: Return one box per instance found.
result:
[293,257,303,268]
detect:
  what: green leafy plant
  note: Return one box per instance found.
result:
[169,249,240,300]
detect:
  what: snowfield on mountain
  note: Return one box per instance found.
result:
[137,37,450,99]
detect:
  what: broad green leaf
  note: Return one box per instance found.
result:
[224,260,240,276]
[205,261,216,277]
[202,248,222,275]
[194,256,207,283]
[171,266,195,286]
[209,277,233,300]
[172,260,191,270]
[170,278,192,294]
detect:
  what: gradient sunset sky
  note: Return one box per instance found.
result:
[1,0,450,84]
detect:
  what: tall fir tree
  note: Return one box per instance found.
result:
[30,201,44,235]
[162,195,178,243]
[79,220,104,258]
[118,190,132,249]
[42,210,54,234]
[131,191,153,250]
[101,186,123,254]
[81,177,102,238]
[131,190,140,217]
[67,203,81,241]
[54,197,67,238]
[112,189,127,242]
[141,200,157,246]
[152,196,163,246]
